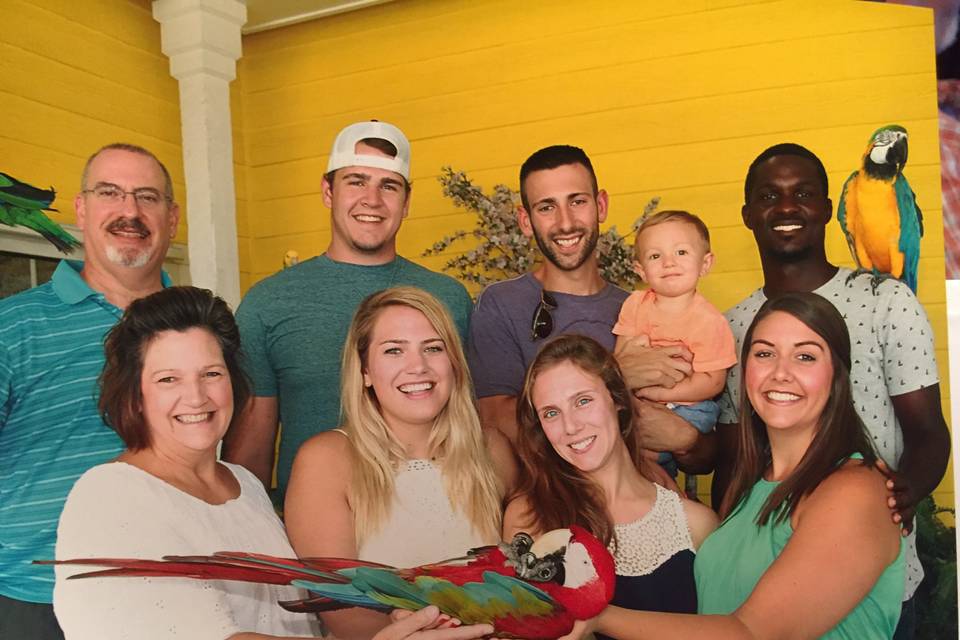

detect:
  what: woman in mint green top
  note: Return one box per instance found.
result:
[565,292,904,639]
[694,450,905,638]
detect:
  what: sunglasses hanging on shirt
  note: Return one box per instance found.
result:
[530,289,558,341]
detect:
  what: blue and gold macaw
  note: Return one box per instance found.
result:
[0,172,80,254]
[837,125,923,293]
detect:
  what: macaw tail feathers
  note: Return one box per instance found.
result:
[41,552,404,615]
[39,551,382,586]
[3,206,81,254]
[46,556,301,584]
[38,225,81,254]
[277,594,361,613]
[295,554,396,572]
[894,174,922,293]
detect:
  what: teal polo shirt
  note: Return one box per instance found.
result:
[0,260,171,603]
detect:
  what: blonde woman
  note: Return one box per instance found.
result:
[285,287,516,640]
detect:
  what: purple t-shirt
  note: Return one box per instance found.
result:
[467,273,629,397]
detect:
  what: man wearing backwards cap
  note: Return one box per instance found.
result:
[223,120,472,502]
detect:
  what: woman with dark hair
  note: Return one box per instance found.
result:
[52,286,493,640]
[503,334,717,626]
[564,292,905,639]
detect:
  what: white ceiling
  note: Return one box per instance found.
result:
[243,0,395,34]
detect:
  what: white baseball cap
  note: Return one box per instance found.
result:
[326,120,411,181]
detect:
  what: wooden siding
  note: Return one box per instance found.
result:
[237,0,952,504]
[0,0,188,243]
[1,0,950,504]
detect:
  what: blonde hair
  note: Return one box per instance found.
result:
[633,209,711,259]
[340,286,503,544]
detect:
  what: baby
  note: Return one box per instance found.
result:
[613,210,737,476]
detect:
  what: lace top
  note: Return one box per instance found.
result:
[597,482,698,639]
[610,483,695,575]
[357,459,495,568]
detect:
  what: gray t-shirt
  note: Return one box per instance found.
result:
[467,272,629,397]
[236,255,472,501]
[718,267,939,599]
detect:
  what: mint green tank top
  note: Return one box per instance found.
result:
[694,471,905,639]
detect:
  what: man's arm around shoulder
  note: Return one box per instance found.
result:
[887,385,951,532]
[877,281,950,531]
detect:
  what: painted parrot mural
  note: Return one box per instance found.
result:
[45,526,615,640]
[837,125,923,293]
[0,172,80,254]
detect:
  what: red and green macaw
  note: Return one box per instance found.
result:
[48,527,615,640]
[837,125,923,293]
[0,172,80,254]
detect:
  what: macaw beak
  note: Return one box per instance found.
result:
[529,529,573,557]
[515,550,566,584]
[889,134,908,173]
[868,131,908,170]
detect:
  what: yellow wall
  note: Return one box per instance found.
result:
[0,0,188,245]
[0,0,950,506]
[237,0,952,505]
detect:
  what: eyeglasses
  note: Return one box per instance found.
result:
[82,184,170,210]
[530,289,557,341]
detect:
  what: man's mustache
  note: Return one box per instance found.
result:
[106,218,150,236]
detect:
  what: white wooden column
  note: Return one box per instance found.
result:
[152,0,245,308]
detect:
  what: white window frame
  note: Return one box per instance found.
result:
[0,223,190,285]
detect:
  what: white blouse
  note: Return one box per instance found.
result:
[54,461,317,639]
[358,459,494,568]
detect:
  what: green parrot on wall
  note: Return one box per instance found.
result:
[0,172,81,254]
[837,125,923,293]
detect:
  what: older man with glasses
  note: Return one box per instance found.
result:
[467,145,716,477]
[0,143,179,639]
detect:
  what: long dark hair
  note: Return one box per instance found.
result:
[514,334,641,545]
[719,292,877,524]
[98,286,251,451]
